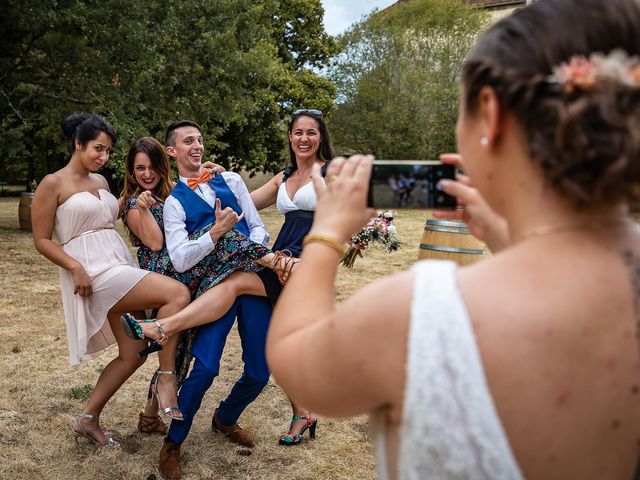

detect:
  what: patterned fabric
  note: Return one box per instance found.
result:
[187,222,270,297]
[123,196,180,277]
[123,195,272,387]
[123,196,196,388]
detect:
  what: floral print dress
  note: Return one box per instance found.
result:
[123,195,271,385]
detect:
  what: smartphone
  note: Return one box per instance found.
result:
[367,160,457,209]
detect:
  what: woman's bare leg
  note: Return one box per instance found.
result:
[142,395,160,418]
[131,271,267,340]
[108,273,190,420]
[73,312,148,445]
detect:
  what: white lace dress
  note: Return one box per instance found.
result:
[372,260,524,480]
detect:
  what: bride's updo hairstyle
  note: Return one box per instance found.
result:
[462,0,640,207]
[61,112,117,155]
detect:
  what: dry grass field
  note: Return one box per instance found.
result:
[0,195,433,480]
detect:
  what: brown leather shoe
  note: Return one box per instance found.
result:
[211,414,255,447]
[159,439,182,480]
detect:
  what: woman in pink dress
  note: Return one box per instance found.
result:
[31,112,190,447]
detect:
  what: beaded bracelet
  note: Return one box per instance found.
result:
[302,234,347,257]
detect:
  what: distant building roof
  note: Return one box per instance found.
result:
[463,0,525,8]
[382,0,526,12]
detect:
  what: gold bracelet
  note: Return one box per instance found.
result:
[302,234,347,256]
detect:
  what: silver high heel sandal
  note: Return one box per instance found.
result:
[71,413,120,447]
[152,370,184,421]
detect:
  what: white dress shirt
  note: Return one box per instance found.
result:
[164,172,269,273]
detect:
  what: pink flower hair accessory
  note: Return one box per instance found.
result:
[548,49,640,93]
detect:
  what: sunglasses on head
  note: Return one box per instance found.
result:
[292,109,323,118]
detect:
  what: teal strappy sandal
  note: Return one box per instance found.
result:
[120,313,167,358]
[278,414,317,446]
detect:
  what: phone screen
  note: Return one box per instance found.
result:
[367,160,457,209]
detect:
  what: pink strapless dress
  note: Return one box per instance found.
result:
[53,189,150,365]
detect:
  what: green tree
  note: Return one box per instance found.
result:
[328,0,489,159]
[0,0,337,189]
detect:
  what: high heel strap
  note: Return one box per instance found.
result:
[278,414,317,446]
[137,341,163,359]
[72,413,120,448]
[138,412,168,435]
[121,313,168,343]
[152,370,184,421]
[121,313,168,358]
[291,414,313,423]
[121,313,145,340]
[271,249,299,284]
[77,412,98,421]
[153,321,168,344]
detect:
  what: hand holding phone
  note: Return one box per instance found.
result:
[367,160,457,209]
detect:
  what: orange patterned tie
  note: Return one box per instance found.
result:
[187,170,213,190]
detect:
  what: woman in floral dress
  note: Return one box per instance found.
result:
[120,137,294,433]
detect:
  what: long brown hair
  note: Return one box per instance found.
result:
[287,110,335,169]
[120,137,174,202]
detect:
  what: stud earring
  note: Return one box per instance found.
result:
[480,136,489,146]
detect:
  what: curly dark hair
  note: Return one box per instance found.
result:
[462,0,640,207]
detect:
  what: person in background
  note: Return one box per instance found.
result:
[267,1,640,478]
[251,108,334,445]
[31,113,190,447]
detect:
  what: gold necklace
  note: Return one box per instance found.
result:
[516,218,636,243]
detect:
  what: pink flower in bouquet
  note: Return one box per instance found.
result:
[341,210,400,268]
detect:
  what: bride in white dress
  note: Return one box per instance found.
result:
[267,0,640,478]
[32,113,190,447]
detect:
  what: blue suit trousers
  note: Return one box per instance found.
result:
[167,294,271,444]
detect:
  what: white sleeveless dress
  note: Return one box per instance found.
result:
[275,180,317,214]
[372,260,524,479]
[53,189,150,365]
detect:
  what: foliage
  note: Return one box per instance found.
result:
[0,0,337,189]
[327,0,490,160]
[69,384,93,402]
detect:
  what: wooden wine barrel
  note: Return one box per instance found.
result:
[18,192,34,232]
[418,219,486,265]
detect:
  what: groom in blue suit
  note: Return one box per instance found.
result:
[159,120,272,479]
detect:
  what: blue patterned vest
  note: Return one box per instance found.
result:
[170,174,250,236]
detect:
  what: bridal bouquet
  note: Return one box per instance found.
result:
[341,210,400,268]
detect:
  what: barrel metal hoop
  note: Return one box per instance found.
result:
[425,219,467,228]
[424,226,470,235]
[419,243,484,255]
